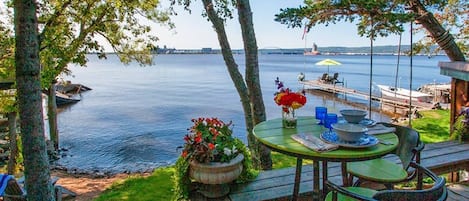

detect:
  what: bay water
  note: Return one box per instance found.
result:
[56,54,450,174]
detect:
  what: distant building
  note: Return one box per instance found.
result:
[152,45,176,54]
[201,48,213,54]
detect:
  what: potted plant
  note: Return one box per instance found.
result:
[453,107,469,142]
[274,78,307,128]
[173,117,256,200]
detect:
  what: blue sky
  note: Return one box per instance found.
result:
[153,1,418,49]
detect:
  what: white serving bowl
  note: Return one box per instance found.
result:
[332,123,368,142]
[340,109,367,124]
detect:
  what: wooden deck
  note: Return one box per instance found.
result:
[447,182,469,201]
[227,140,469,201]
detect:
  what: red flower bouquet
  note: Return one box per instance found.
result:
[274,78,307,128]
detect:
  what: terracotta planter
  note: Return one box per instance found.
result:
[189,153,244,184]
[189,154,244,198]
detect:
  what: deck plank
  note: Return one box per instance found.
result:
[447,183,469,201]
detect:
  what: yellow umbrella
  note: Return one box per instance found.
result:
[315,59,341,73]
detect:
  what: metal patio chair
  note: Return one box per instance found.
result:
[326,162,447,201]
[346,122,425,189]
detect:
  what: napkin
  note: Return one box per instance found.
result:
[366,124,396,135]
[291,133,339,152]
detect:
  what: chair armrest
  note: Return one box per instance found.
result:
[325,180,378,201]
[3,193,26,199]
[414,141,425,153]
[409,161,440,181]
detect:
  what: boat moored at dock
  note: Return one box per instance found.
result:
[376,84,434,103]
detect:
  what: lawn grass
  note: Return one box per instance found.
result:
[404,109,451,143]
[94,167,175,201]
[95,109,453,200]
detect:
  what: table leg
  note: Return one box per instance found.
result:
[322,161,328,199]
[313,161,320,200]
[292,158,302,201]
[341,162,349,186]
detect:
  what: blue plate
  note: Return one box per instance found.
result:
[320,131,379,148]
[338,117,376,127]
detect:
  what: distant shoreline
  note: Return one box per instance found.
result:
[95,51,445,57]
[88,44,446,56]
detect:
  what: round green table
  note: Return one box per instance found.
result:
[253,116,398,201]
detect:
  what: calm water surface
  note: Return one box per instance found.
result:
[56,54,450,173]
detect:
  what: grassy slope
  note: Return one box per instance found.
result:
[405,109,451,143]
[96,109,452,200]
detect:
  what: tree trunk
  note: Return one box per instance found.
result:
[7,112,18,175]
[409,0,465,62]
[201,0,268,169]
[47,84,59,151]
[14,0,55,200]
[409,0,467,131]
[236,0,271,170]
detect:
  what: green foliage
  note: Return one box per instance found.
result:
[414,0,469,56]
[275,0,414,39]
[0,20,15,80]
[0,18,16,113]
[452,107,469,142]
[0,0,175,88]
[275,0,468,56]
[0,90,16,113]
[95,168,175,201]
[271,152,313,169]
[170,0,236,21]
[171,157,190,201]
[234,138,258,183]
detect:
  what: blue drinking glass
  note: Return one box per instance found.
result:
[325,113,338,131]
[315,107,327,125]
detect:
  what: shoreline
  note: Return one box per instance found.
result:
[52,169,151,201]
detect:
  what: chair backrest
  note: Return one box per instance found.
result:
[4,178,25,201]
[380,122,423,170]
[3,178,65,201]
[333,72,339,80]
[321,73,329,80]
[372,162,447,201]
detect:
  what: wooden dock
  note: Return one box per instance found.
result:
[300,80,435,112]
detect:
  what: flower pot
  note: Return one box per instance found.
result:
[189,153,244,198]
[282,109,297,128]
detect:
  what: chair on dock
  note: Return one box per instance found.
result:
[320,73,329,83]
[331,73,343,85]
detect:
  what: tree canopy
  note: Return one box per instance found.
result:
[275,0,467,56]
[1,0,174,88]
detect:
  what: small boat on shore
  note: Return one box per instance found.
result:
[55,91,80,106]
[56,81,92,94]
[376,84,434,103]
[54,80,91,106]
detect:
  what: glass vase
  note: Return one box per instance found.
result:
[282,108,297,129]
